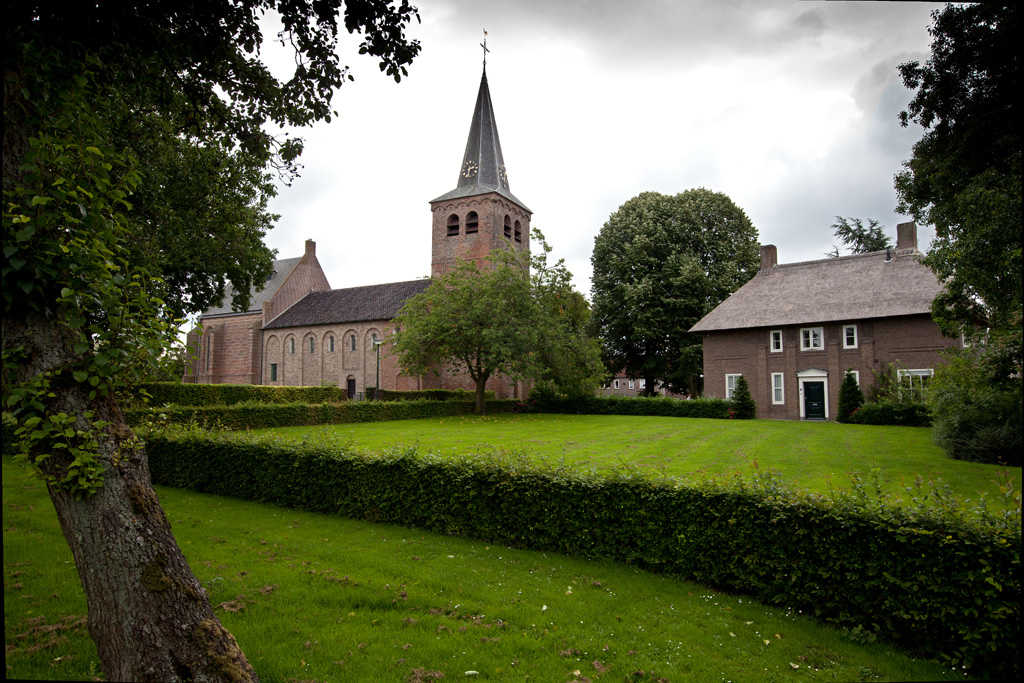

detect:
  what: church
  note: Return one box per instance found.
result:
[184,65,531,398]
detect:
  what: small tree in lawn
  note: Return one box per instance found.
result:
[837,370,864,423]
[730,376,756,419]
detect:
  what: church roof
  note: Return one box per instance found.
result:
[690,249,943,332]
[264,279,432,329]
[430,69,530,212]
[201,256,302,317]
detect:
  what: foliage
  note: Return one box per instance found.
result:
[590,189,759,395]
[895,3,1022,334]
[849,401,931,428]
[368,388,495,402]
[527,394,731,419]
[729,376,755,419]
[146,429,1021,678]
[927,330,1023,466]
[138,382,349,406]
[837,370,865,423]
[826,217,892,257]
[130,399,518,430]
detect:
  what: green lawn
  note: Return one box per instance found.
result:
[3,457,960,682]
[254,414,1021,510]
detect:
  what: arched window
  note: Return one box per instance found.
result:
[465,211,479,234]
[309,336,315,353]
[446,214,460,236]
[328,336,335,353]
[504,215,512,238]
[513,220,522,242]
[289,337,295,354]
[350,334,357,352]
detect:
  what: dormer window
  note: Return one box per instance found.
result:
[465,211,479,234]
[446,214,460,236]
[514,220,522,242]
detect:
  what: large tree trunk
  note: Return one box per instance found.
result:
[7,317,257,682]
[473,372,490,415]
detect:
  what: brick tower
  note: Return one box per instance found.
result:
[429,66,531,278]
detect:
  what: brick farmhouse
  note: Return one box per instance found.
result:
[690,222,960,419]
[185,66,530,398]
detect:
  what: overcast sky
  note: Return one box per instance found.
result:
[259,0,938,298]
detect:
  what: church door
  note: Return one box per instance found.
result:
[346,377,356,399]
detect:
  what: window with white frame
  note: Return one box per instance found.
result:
[843,324,858,349]
[725,373,741,399]
[846,369,860,386]
[800,327,824,351]
[628,380,635,390]
[771,373,784,405]
[638,379,646,390]
[770,329,783,353]
[613,379,620,389]
[897,368,933,401]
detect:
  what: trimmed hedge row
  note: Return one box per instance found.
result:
[137,382,349,407]
[147,431,1019,678]
[127,399,519,430]
[528,394,731,419]
[366,388,496,402]
[849,401,932,427]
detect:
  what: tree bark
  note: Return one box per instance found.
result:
[7,317,257,682]
[473,371,490,415]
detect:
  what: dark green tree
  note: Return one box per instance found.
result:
[2,2,420,679]
[837,370,865,423]
[895,3,1021,335]
[826,217,892,258]
[730,375,755,419]
[590,189,759,395]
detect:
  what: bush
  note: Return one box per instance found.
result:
[366,388,495,402]
[729,376,755,419]
[848,401,931,427]
[127,399,518,430]
[146,430,1021,679]
[526,394,730,419]
[928,335,1023,465]
[137,382,348,406]
[837,370,865,423]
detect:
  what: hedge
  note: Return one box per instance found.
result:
[126,399,519,430]
[146,430,1020,678]
[528,394,731,419]
[136,382,349,407]
[849,401,932,427]
[366,388,496,402]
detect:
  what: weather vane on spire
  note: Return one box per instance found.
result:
[481,29,490,69]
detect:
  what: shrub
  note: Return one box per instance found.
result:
[137,382,348,407]
[837,370,864,423]
[729,376,755,419]
[928,335,1023,465]
[146,430,1021,679]
[526,394,730,419]
[848,401,931,427]
[366,388,495,402]
[127,399,518,430]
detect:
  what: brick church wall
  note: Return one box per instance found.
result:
[430,193,530,277]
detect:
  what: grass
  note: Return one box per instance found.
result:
[253,414,1021,510]
[3,457,962,682]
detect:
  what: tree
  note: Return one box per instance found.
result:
[826,217,892,257]
[836,370,865,423]
[2,2,420,679]
[729,376,755,419]
[895,3,1021,335]
[590,189,759,396]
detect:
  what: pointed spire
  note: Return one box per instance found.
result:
[431,66,529,211]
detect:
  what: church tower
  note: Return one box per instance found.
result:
[429,65,531,278]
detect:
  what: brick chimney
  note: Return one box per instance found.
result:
[896,221,917,252]
[304,239,316,259]
[760,244,778,272]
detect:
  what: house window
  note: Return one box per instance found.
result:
[465,211,479,234]
[351,334,356,352]
[270,363,278,381]
[628,380,635,390]
[638,379,646,390]
[328,336,335,353]
[800,327,824,351]
[289,337,295,354]
[309,337,315,353]
[845,369,860,386]
[504,215,512,238]
[205,336,212,372]
[514,220,522,242]
[897,369,933,401]
[447,214,460,236]
[725,373,741,400]
[843,324,858,349]
[613,379,620,389]
[771,372,784,405]
[770,330,783,353]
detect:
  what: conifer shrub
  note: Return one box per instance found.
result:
[146,429,1021,679]
[729,376,755,419]
[837,370,864,423]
